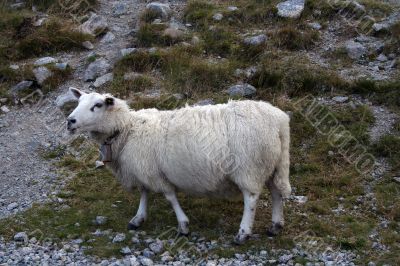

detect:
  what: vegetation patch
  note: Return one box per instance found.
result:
[272,25,319,50]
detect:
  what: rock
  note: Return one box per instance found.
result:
[33,17,46,27]
[95,161,105,169]
[112,233,126,243]
[82,41,94,50]
[55,88,78,113]
[79,12,108,36]
[345,40,367,60]
[332,96,349,103]
[191,36,201,45]
[149,240,163,254]
[226,84,257,97]
[292,195,308,204]
[276,0,305,19]
[194,99,214,106]
[393,177,400,183]
[0,98,8,104]
[113,3,127,15]
[95,216,108,225]
[243,34,267,46]
[84,59,111,81]
[33,66,52,84]
[14,232,28,242]
[372,22,390,32]
[120,48,137,57]
[212,13,223,21]
[1,106,10,114]
[93,73,113,88]
[227,6,238,11]
[34,57,57,66]
[376,54,388,62]
[10,81,34,95]
[101,32,115,43]
[140,257,154,266]
[55,63,69,70]
[308,22,322,30]
[146,2,172,21]
[143,249,155,258]
[120,246,131,255]
[163,28,184,41]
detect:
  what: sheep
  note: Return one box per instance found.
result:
[66,88,291,244]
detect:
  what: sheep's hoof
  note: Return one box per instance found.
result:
[266,223,283,237]
[127,222,139,230]
[178,221,189,236]
[233,233,249,245]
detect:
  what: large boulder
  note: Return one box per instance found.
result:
[276,0,305,19]
[146,2,172,21]
[84,59,111,81]
[79,13,108,36]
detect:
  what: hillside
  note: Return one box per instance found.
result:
[0,0,399,265]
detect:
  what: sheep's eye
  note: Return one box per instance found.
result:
[90,103,103,112]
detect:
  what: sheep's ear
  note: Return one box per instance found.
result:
[105,97,114,107]
[69,87,85,99]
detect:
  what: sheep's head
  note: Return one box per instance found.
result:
[67,88,128,135]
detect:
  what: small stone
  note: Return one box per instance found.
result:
[113,3,127,15]
[55,63,69,70]
[393,177,400,183]
[95,216,108,225]
[33,17,46,27]
[14,232,28,242]
[101,32,115,43]
[243,34,267,46]
[93,73,113,88]
[7,202,18,210]
[328,150,334,156]
[84,59,111,81]
[0,98,7,104]
[163,28,184,41]
[332,96,349,103]
[34,57,57,66]
[143,249,155,258]
[33,66,52,84]
[120,48,137,57]
[212,13,223,21]
[79,12,108,36]
[194,99,214,106]
[10,81,33,95]
[376,54,388,62]
[95,161,105,169]
[121,246,131,255]
[292,195,308,204]
[9,64,19,70]
[260,250,268,256]
[345,40,367,60]
[308,22,322,30]
[226,84,257,97]
[113,233,126,243]
[146,2,172,21]
[227,6,238,11]
[140,257,154,266]
[191,36,200,45]
[82,41,95,50]
[276,0,305,19]
[373,22,390,32]
[149,239,164,254]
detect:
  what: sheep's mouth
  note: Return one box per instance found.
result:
[67,127,78,134]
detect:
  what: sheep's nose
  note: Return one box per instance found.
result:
[67,117,76,127]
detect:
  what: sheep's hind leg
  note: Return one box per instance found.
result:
[165,192,190,235]
[266,179,284,236]
[128,188,148,230]
[234,190,260,244]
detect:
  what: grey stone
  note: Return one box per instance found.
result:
[345,40,367,60]
[113,3,127,15]
[143,249,155,258]
[194,99,214,106]
[33,17,46,27]
[120,246,131,255]
[95,216,108,225]
[332,96,349,103]
[79,13,108,36]
[10,81,34,95]
[140,257,154,266]
[0,106,7,113]
[34,57,57,66]
[308,22,322,30]
[149,240,163,254]
[227,84,257,97]
[146,2,172,21]
[243,34,267,46]
[84,59,111,81]
[55,63,69,70]
[292,195,308,204]
[372,22,390,32]
[376,54,388,62]
[14,232,28,242]
[120,48,137,57]
[93,73,113,88]
[276,0,305,19]
[82,41,94,50]
[112,233,126,243]
[101,32,115,43]
[227,6,238,11]
[33,67,52,84]
[9,64,19,70]
[55,89,78,113]
[212,13,223,21]
[393,177,400,183]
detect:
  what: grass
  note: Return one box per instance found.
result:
[351,79,400,109]
[272,25,319,50]
[136,24,186,47]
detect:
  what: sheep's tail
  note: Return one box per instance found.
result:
[273,116,291,199]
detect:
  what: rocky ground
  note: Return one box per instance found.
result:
[0,0,399,265]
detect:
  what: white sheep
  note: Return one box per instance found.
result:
[67,88,291,243]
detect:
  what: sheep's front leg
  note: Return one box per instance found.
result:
[234,190,259,244]
[128,188,148,230]
[165,192,189,235]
